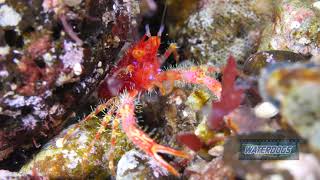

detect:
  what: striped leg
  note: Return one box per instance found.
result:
[80,99,119,173]
[62,98,117,144]
[106,115,121,175]
[160,43,179,64]
[156,66,222,98]
[118,90,191,177]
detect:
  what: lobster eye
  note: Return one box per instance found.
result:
[132,49,146,61]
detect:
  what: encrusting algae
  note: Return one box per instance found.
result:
[20,114,132,179]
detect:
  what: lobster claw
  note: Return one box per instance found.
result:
[149,143,192,176]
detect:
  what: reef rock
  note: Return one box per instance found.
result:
[174,0,274,65]
[259,0,320,56]
[0,0,140,170]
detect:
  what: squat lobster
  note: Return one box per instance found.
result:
[65,25,222,176]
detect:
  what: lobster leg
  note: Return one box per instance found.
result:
[160,43,179,64]
[156,66,222,98]
[107,114,121,175]
[82,105,116,159]
[118,90,191,176]
[80,99,120,174]
[62,98,117,144]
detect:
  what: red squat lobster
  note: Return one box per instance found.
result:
[66,26,222,176]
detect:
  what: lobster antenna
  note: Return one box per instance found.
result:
[157,1,167,36]
[145,24,151,37]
